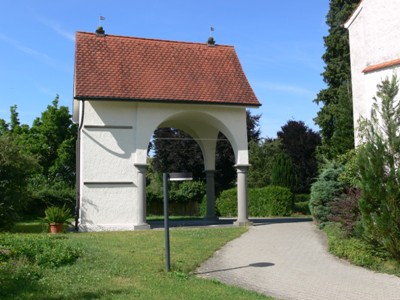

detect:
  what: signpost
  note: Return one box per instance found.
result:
[163,172,192,272]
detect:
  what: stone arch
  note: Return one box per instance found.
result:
[132,103,251,226]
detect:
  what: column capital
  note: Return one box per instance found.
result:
[234,164,251,172]
[134,163,148,172]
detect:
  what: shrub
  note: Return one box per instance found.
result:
[0,135,38,229]
[215,186,293,217]
[357,76,400,259]
[169,180,206,204]
[0,234,81,268]
[294,201,310,215]
[324,223,388,268]
[309,161,344,225]
[337,148,360,187]
[215,188,237,217]
[294,194,309,203]
[328,187,361,237]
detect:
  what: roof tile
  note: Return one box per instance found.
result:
[74,32,260,106]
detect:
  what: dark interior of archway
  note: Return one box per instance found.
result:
[148,127,236,195]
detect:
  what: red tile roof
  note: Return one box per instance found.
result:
[363,58,400,73]
[74,32,260,107]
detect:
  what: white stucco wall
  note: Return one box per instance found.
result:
[77,100,250,231]
[345,0,400,144]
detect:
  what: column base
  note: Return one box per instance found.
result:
[233,219,253,227]
[132,223,151,230]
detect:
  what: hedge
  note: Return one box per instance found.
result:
[213,186,293,217]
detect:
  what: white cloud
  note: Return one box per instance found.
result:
[0,33,72,72]
[0,33,51,61]
[36,17,75,42]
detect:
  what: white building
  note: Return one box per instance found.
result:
[344,0,400,144]
[73,31,261,231]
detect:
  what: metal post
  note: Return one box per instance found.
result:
[163,173,171,272]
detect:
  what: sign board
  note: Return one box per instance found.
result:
[169,172,193,181]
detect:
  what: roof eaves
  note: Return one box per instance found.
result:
[73,95,262,107]
[343,1,364,29]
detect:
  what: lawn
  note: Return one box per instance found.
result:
[1,224,272,300]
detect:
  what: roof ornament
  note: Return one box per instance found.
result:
[96,16,106,36]
[207,26,216,46]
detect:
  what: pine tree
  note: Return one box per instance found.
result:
[271,153,298,192]
[357,76,400,259]
[314,0,359,159]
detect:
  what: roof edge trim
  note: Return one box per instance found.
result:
[344,1,364,29]
[73,96,262,107]
[363,58,400,73]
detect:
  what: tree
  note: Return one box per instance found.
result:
[277,120,321,193]
[0,135,38,229]
[271,153,297,192]
[357,76,400,259]
[151,128,204,179]
[248,138,281,188]
[30,95,77,185]
[314,0,359,159]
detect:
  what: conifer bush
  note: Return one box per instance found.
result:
[309,161,345,224]
[357,76,400,259]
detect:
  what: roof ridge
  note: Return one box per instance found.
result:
[76,31,234,48]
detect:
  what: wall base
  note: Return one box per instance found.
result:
[79,223,151,232]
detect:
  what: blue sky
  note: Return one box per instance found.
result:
[0,0,328,138]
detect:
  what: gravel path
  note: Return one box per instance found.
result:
[196,221,400,300]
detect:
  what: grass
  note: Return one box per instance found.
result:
[324,223,400,277]
[1,223,272,300]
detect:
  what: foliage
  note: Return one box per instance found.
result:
[1,228,270,300]
[357,76,400,259]
[328,187,361,237]
[314,0,359,159]
[294,194,310,203]
[337,148,360,187]
[248,138,282,188]
[215,186,293,217]
[1,96,77,218]
[271,153,297,192]
[0,233,82,299]
[0,233,81,268]
[41,205,73,224]
[309,161,345,224]
[293,201,310,215]
[29,96,77,186]
[324,223,400,276]
[152,127,205,179]
[214,188,237,217]
[277,120,321,193]
[169,181,206,203]
[0,135,38,229]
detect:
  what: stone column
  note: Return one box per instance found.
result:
[205,170,218,221]
[234,164,253,226]
[134,163,151,230]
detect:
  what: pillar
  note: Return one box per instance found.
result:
[134,163,151,230]
[234,164,253,226]
[205,170,218,221]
